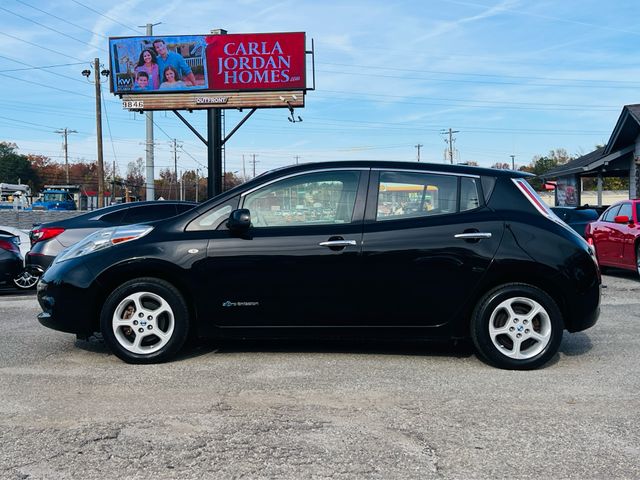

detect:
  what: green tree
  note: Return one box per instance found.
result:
[0,142,38,186]
[521,148,573,190]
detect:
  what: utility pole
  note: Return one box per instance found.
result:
[242,155,247,180]
[55,128,77,184]
[195,169,199,203]
[251,154,258,178]
[441,128,460,164]
[171,139,181,201]
[510,154,516,170]
[294,155,300,165]
[414,144,423,162]
[93,58,105,208]
[112,159,116,202]
[139,22,161,201]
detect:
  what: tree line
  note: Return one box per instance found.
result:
[0,142,243,201]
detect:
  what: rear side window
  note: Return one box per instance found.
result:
[122,204,177,223]
[376,171,460,221]
[460,177,480,212]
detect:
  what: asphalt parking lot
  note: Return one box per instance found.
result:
[0,273,639,480]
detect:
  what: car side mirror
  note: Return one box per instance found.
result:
[614,215,630,224]
[226,209,251,233]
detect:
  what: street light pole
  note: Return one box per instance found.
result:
[93,58,105,208]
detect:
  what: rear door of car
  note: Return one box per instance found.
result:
[359,168,504,327]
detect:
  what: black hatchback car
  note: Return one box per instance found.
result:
[37,161,601,369]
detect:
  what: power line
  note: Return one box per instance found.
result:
[319,62,640,87]
[70,0,140,33]
[0,72,93,99]
[0,31,86,62]
[0,6,106,52]
[316,68,640,90]
[0,54,89,85]
[13,0,110,39]
[0,61,87,73]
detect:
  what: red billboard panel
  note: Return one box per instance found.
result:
[109,32,306,95]
[206,32,306,91]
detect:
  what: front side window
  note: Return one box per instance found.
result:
[186,197,239,231]
[376,171,459,221]
[617,202,632,220]
[602,205,621,222]
[243,171,360,227]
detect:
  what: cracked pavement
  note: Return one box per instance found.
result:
[0,272,639,479]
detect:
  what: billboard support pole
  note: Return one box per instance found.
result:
[140,22,161,201]
[207,109,223,199]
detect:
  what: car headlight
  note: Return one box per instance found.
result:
[55,225,153,264]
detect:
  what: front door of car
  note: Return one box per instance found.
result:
[594,205,622,265]
[200,169,368,327]
[616,202,637,267]
[359,170,504,327]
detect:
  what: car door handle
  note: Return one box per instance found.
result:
[454,232,492,239]
[319,240,358,247]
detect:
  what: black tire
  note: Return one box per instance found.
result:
[636,244,640,278]
[100,277,190,364]
[471,283,564,370]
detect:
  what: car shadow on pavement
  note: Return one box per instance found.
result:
[0,287,36,296]
[559,332,593,357]
[602,268,638,281]
[187,337,477,360]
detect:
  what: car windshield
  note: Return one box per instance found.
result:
[44,193,69,202]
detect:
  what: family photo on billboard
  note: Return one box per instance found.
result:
[110,35,209,94]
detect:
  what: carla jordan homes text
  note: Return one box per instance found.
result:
[216,41,300,84]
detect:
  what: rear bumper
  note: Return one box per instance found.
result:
[0,257,22,283]
[566,281,601,333]
[26,252,54,274]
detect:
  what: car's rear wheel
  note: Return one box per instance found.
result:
[471,283,563,370]
[100,278,189,364]
[13,269,39,289]
[635,244,640,277]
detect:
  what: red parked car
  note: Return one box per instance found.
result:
[584,199,640,275]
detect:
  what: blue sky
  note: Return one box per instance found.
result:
[1,0,639,180]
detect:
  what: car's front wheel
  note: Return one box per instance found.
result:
[100,278,190,364]
[471,283,563,370]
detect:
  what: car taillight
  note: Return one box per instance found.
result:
[0,239,20,255]
[30,227,65,245]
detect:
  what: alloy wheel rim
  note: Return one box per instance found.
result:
[112,291,175,355]
[488,297,552,360]
[13,270,39,289]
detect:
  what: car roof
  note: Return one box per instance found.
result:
[261,160,532,179]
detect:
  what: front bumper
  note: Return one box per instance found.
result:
[36,261,99,335]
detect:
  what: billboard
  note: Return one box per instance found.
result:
[109,32,306,95]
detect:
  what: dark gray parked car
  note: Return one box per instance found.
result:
[551,206,602,238]
[27,201,196,276]
[0,233,23,288]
